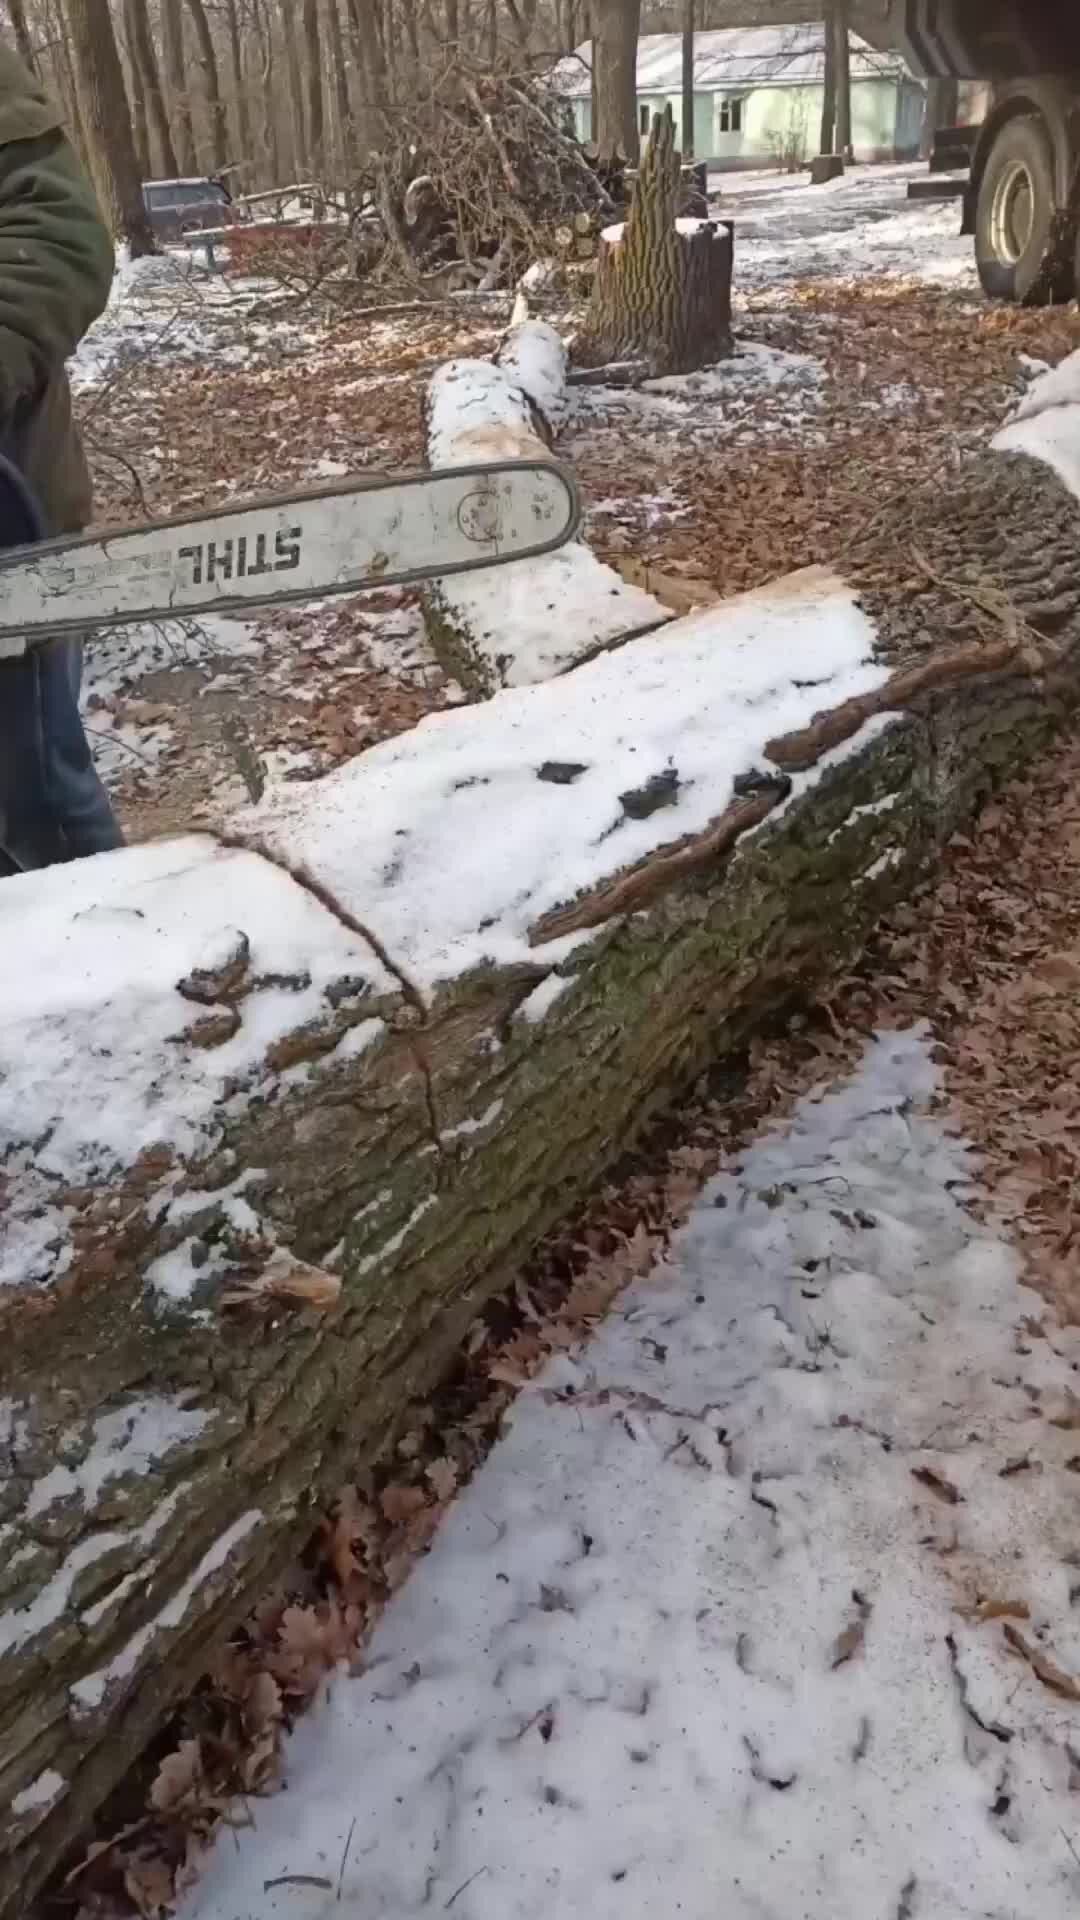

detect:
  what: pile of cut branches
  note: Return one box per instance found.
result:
[352,51,621,300]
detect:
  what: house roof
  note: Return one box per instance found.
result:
[552,25,909,97]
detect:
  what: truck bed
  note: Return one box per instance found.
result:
[888,0,1080,80]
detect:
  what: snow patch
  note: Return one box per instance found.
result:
[994,349,1080,501]
[0,838,395,1293]
[643,340,823,396]
[429,542,666,688]
[71,1509,263,1713]
[21,1397,208,1518]
[235,570,887,994]
[183,1029,1080,1920]
[10,1769,66,1819]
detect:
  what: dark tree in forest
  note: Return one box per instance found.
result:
[591,0,640,164]
[63,0,155,252]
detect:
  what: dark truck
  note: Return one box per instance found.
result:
[887,0,1080,303]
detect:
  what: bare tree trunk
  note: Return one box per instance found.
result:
[325,0,350,177]
[119,0,150,176]
[819,2,837,155]
[680,0,693,159]
[444,0,458,43]
[43,0,91,170]
[282,0,307,174]
[400,0,421,64]
[591,0,640,164]
[224,0,251,167]
[301,0,324,176]
[834,0,852,161]
[63,0,156,252]
[250,0,280,182]
[185,0,227,170]
[578,106,731,375]
[6,0,37,72]
[127,0,179,176]
[161,0,196,171]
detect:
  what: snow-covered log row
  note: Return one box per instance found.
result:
[3,360,1080,1916]
[421,320,668,692]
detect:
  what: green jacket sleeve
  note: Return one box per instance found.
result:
[0,50,114,417]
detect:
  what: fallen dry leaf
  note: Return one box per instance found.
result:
[425,1456,459,1503]
[830,1591,872,1669]
[1003,1623,1080,1701]
[380,1483,430,1527]
[150,1739,205,1816]
[911,1465,963,1505]
[222,1246,342,1312]
[957,1597,1031,1623]
[124,1850,178,1918]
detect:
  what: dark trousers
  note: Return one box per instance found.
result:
[0,635,123,874]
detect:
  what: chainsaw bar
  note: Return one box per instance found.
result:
[0,459,581,658]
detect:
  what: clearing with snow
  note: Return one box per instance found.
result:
[8,162,1080,1920]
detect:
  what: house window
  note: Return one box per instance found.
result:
[639,101,651,135]
[718,94,745,134]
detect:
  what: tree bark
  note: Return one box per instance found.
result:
[680,0,693,160]
[63,0,155,252]
[224,0,251,170]
[325,0,351,177]
[127,0,179,176]
[283,0,307,175]
[834,0,852,161]
[819,0,837,155]
[161,0,196,172]
[577,107,732,376]
[347,0,388,117]
[185,0,227,171]
[6,0,37,73]
[120,0,150,178]
[303,0,324,174]
[591,0,640,165]
[43,0,92,172]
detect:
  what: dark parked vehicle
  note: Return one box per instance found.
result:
[142,177,244,243]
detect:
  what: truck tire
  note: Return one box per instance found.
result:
[975,115,1071,305]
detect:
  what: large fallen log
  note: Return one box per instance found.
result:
[422,318,668,694]
[4,356,1080,1915]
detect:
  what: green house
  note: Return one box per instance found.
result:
[553,24,926,169]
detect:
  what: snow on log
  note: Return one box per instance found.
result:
[422,318,667,694]
[4,359,1080,1916]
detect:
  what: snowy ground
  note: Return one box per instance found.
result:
[66,159,1039,849]
[719,161,975,294]
[26,157,1080,1920]
[183,1029,1080,1920]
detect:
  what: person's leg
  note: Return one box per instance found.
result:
[41,635,124,859]
[0,649,67,869]
[0,637,122,871]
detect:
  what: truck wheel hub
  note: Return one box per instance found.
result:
[991,159,1036,264]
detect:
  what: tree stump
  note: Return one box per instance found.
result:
[576,108,733,377]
